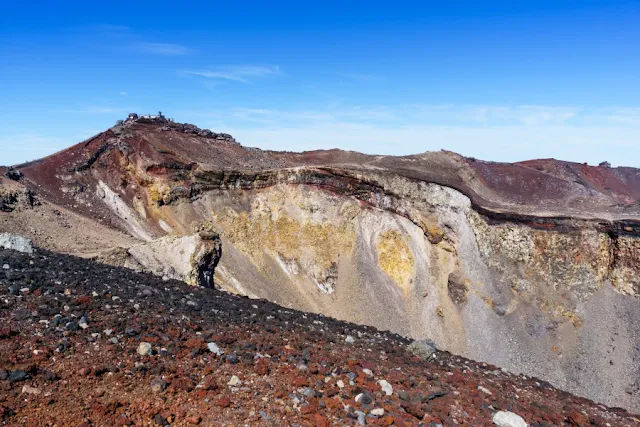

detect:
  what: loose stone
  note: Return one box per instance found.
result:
[151,378,168,393]
[492,411,528,427]
[138,342,153,356]
[378,379,393,396]
[207,342,223,356]
[227,375,242,386]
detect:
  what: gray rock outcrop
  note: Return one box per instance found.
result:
[0,233,33,254]
[408,340,437,360]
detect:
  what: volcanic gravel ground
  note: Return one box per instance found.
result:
[0,248,638,426]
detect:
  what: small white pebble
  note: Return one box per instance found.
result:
[227,375,242,386]
[478,385,492,395]
[137,342,152,356]
[378,379,393,396]
[207,342,223,356]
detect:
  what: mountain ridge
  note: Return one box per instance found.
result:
[2,115,640,412]
[9,116,640,225]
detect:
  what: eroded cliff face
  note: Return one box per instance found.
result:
[466,212,640,410]
[120,168,638,411]
[6,119,640,412]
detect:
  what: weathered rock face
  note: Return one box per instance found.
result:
[81,162,640,409]
[96,232,222,288]
[174,173,639,412]
[6,119,640,412]
[4,167,23,181]
[0,180,37,213]
[192,231,222,288]
[0,190,19,212]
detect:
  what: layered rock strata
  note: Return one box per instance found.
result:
[3,118,639,411]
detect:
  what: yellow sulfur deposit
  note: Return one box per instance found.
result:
[376,229,415,294]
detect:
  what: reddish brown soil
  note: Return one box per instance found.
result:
[1,248,638,426]
[12,120,640,228]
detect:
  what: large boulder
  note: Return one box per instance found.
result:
[4,168,23,181]
[407,339,437,360]
[0,233,34,254]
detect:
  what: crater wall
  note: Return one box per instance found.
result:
[9,122,640,412]
[127,170,640,411]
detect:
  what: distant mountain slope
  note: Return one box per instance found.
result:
[2,115,640,412]
[13,117,640,224]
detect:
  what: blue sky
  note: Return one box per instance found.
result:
[1,1,639,166]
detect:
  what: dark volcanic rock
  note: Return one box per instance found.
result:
[4,168,22,181]
[0,247,637,426]
[7,370,29,383]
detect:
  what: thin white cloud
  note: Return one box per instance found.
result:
[179,65,281,83]
[227,106,393,123]
[341,107,395,121]
[119,91,128,96]
[607,108,640,126]
[451,105,580,126]
[213,105,580,126]
[135,42,192,56]
[230,108,333,122]
[189,104,640,129]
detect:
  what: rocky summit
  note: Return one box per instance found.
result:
[1,115,640,423]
